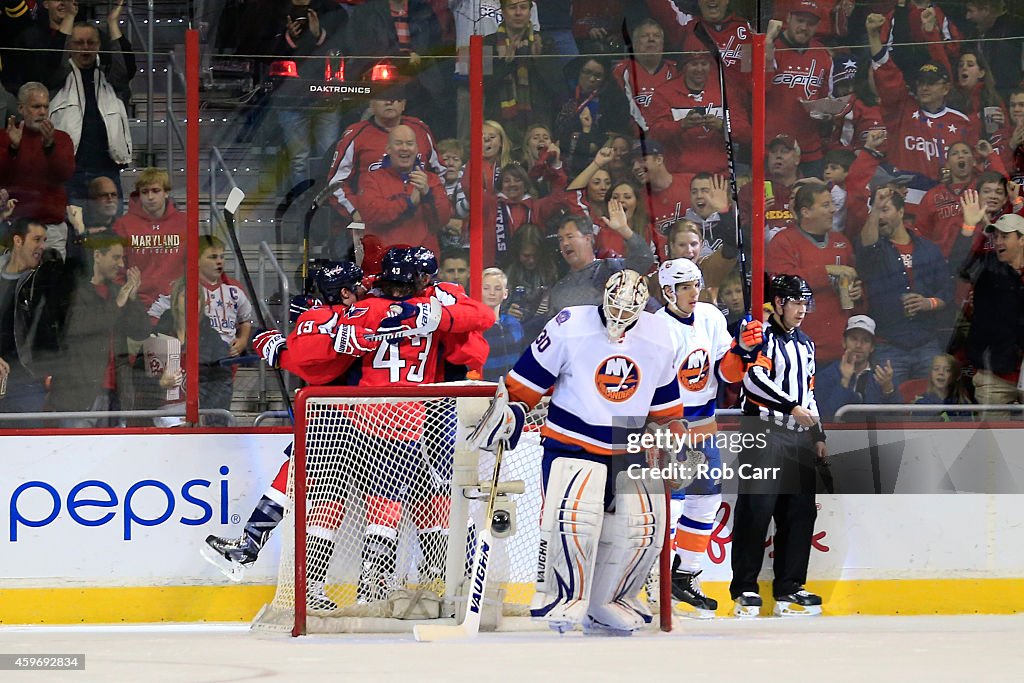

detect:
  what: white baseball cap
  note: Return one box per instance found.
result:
[985,213,1024,235]
[845,315,876,336]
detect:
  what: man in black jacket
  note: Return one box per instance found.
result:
[0,217,67,425]
[961,212,1024,406]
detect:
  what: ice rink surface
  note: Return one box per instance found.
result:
[3,615,1023,683]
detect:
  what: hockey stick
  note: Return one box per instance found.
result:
[222,187,294,421]
[693,23,752,318]
[413,438,506,642]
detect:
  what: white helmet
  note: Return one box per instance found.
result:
[602,269,649,341]
[658,258,703,304]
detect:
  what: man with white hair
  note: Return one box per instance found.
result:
[0,82,75,258]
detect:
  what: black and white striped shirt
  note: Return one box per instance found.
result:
[741,316,826,440]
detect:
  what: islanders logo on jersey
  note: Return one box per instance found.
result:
[678,348,711,393]
[594,355,641,403]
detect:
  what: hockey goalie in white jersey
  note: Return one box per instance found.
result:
[656,258,763,618]
[471,269,684,635]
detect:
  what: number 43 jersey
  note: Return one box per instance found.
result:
[506,306,683,455]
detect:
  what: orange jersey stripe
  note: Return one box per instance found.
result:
[506,374,544,408]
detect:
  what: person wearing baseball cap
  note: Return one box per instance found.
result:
[866,10,978,181]
[814,314,899,420]
[963,210,1024,407]
[629,138,694,258]
[738,134,802,244]
[763,2,831,177]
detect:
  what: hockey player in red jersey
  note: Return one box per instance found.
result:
[201,260,368,594]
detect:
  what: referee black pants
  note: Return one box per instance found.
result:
[730,426,818,599]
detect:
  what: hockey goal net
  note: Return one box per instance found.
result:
[253,384,671,635]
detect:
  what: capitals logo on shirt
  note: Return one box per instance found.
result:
[678,348,711,393]
[594,355,641,403]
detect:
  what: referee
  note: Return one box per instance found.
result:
[730,274,827,618]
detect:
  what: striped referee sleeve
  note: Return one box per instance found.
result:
[741,321,824,438]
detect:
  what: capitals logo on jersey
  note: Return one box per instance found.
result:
[678,348,711,393]
[594,355,641,403]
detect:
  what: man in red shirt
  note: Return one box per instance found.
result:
[325,88,443,223]
[0,82,75,258]
[766,180,863,365]
[355,125,450,254]
[646,36,750,176]
[612,18,679,133]
[739,135,802,243]
[866,12,978,182]
[112,168,185,310]
[644,0,753,106]
[632,140,694,260]
[764,2,833,177]
[915,142,981,259]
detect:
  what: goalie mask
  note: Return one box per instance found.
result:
[602,269,649,342]
[657,258,703,305]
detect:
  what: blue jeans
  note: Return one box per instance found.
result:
[277,108,343,191]
[873,339,941,391]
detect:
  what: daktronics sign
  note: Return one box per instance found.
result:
[9,465,233,541]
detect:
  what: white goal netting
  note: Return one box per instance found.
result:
[252,385,549,635]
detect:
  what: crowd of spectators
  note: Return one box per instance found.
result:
[2,0,1024,425]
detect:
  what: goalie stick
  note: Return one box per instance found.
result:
[222,187,294,421]
[413,438,507,641]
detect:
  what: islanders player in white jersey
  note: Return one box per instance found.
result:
[656,258,763,618]
[472,269,684,636]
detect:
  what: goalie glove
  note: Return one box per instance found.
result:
[333,324,377,357]
[252,329,286,368]
[467,377,528,452]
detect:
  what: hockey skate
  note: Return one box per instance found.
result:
[583,602,644,637]
[200,534,258,582]
[531,599,591,634]
[308,581,338,611]
[671,558,717,619]
[356,535,398,604]
[733,591,762,618]
[773,589,822,616]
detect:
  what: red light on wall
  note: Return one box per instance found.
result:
[268,60,298,78]
[371,61,394,81]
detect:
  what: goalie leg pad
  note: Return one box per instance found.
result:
[529,457,607,631]
[588,467,667,632]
